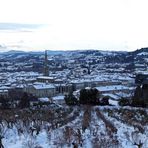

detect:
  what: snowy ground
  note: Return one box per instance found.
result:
[0,106,148,148]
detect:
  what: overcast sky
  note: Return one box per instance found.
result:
[0,0,148,51]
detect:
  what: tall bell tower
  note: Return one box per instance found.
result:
[44,50,49,76]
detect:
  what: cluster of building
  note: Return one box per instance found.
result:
[0,50,147,105]
[22,51,135,102]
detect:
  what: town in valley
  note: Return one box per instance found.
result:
[0,48,148,148]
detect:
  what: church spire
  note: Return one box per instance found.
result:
[44,50,49,76]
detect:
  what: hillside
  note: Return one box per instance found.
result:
[0,106,147,148]
[0,48,147,64]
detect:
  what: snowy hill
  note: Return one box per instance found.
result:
[0,48,146,62]
[0,106,148,148]
[137,52,148,56]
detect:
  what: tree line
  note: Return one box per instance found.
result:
[64,88,109,106]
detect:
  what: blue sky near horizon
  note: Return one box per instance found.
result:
[0,0,148,52]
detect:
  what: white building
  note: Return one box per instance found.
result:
[95,85,133,94]
[24,83,56,98]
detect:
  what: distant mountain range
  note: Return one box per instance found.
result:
[0,47,147,54]
[0,48,147,64]
[0,47,147,75]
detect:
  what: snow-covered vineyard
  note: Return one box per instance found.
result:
[0,106,148,148]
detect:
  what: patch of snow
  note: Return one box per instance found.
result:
[52,95,64,100]
[38,97,49,102]
[96,85,129,91]
[109,99,118,106]
[103,93,120,100]
[137,52,148,56]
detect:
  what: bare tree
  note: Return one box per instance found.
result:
[126,131,147,148]
[0,135,4,148]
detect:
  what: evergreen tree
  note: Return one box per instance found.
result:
[79,88,100,105]
[19,92,30,108]
[64,92,78,105]
[101,96,109,105]
[134,86,142,100]
[131,85,146,107]
[0,95,10,109]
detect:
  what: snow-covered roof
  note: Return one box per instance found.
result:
[54,79,63,82]
[38,97,50,102]
[96,85,129,92]
[71,78,107,84]
[103,93,120,100]
[52,95,64,100]
[0,90,8,93]
[115,92,133,98]
[54,83,72,86]
[33,82,45,85]
[135,71,147,75]
[0,86,11,90]
[33,84,55,90]
[37,76,55,80]
[109,99,118,106]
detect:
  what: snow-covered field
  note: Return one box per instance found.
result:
[0,106,148,148]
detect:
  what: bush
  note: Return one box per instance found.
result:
[119,97,130,106]
[100,96,109,105]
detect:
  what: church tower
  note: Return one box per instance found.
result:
[44,50,49,76]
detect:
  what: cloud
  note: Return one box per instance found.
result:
[0,44,7,49]
[0,23,45,32]
[0,43,30,52]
